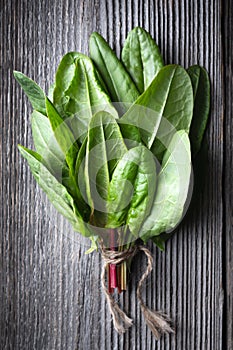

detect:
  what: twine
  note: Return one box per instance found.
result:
[100,244,175,340]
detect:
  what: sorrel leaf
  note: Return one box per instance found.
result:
[46,98,90,218]
[46,97,79,171]
[53,52,117,141]
[122,27,164,93]
[85,111,127,226]
[139,130,191,242]
[13,71,46,115]
[187,65,210,156]
[107,145,157,237]
[121,65,193,159]
[18,145,91,235]
[31,110,67,177]
[89,32,140,114]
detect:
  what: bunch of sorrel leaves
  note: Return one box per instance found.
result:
[14,27,210,292]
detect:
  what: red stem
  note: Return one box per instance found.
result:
[109,228,118,289]
[107,264,113,294]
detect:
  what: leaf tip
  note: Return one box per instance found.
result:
[17,144,24,151]
[13,70,24,82]
[13,70,20,76]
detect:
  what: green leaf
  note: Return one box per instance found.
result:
[74,136,88,207]
[18,145,91,236]
[48,83,55,101]
[151,236,165,251]
[89,32,140,114]
[118,121,142,149]
[13,71,46,115]
[122,27,164,93]
[187,65,210,156]
[107,145,157,238]
[31,110,67,178]
[46,97,79,171]
[151,231,173,251]
[46,98,90,219]
[121,65,193,160]
[53,52,117,141]
[85,111,127,226]
[139,130,191,242]
[126,147,157,237]
[85,235,99,254]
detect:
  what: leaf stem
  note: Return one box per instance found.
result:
[109,228,118,289]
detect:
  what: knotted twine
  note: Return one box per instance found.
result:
[100,244,174,340]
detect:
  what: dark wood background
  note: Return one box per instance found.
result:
[0,0,232,349]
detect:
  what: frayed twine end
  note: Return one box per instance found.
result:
[100,244,175,339]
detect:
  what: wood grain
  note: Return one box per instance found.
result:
[0,0,228,349]
[223,0,233,349]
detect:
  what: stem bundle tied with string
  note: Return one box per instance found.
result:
[15,27,210,339]
[100,240,174,338]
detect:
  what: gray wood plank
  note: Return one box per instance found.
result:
[223,0,233,349]
[0,0,225,349]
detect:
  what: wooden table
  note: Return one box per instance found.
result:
[1,0,232,349]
